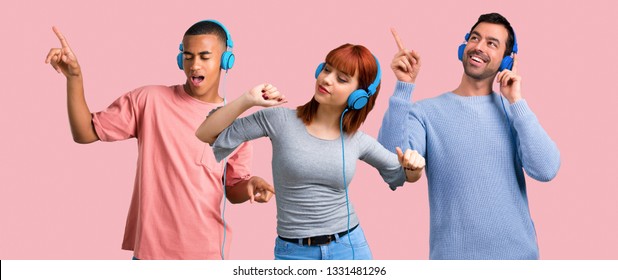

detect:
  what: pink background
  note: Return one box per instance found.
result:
[1,0,617,260]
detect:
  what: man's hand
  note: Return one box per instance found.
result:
[496,54,522,104]
[390,28,421,83]
[246,176,275,203]
[45,26,82,78]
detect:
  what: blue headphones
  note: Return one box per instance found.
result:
[458,29,518,71]
[314,55,382,110]
[177,19,235,70]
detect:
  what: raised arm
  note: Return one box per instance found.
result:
[378,28,421,152]
[497,56,560,181]
[45,26,98,144]
[195,83,286,144]
[389,28,421,84]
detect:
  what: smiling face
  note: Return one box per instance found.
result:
[181,34,225,102]
[314,63,360,110]
[462,22,509,80]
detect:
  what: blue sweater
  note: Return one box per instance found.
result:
[378,81,560,259]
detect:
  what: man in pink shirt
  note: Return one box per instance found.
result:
[45,20,274,259]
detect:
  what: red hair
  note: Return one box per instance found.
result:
[296,44,381,134]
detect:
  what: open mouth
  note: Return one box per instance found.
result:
[470,56,485,63]
[468,51,489,65]
[191,76,205,86]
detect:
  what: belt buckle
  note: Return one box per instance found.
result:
[309,235,332,246]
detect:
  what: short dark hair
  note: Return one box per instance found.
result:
[184,20,228,47]
[469,13,515,57]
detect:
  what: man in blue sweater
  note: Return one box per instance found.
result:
[378,13,561,259]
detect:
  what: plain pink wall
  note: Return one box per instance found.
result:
[1,0,617,260]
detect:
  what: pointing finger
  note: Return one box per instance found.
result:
[52,26,71,48]
[391,27,405,51]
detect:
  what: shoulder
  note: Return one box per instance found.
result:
[349,130,376,145]
[411,93,453,115]
[261,106,292,115]
[351,130,369,139]
[123,85,175,101]
[255,107,294,121]
[415,93,451,107]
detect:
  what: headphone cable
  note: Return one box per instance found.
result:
[220,70,229,260]
[339,108,355,260]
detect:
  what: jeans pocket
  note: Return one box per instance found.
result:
[274,237,294,258]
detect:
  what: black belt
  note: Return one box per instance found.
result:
[278,224,359,246]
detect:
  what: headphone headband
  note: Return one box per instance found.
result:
[177,19,235,70]
[198,19,234,49]
[458,27,519,71]
[314,53,382,110]
[366,55,381,96]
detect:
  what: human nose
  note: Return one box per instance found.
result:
[321,72,334,85]
[189,58,201,70]
[470,40,487,53]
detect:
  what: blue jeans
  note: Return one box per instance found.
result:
[274,225,373,260]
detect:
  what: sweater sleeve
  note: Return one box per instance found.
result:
[378,81,416,152]
[358,133,406,190]
[510,100,561,182]
[378,81,427,158]
[212,107,284,162]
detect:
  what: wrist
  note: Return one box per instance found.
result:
[507,95,522,104]
[240,92,257,107]
[397,77,416,84]
[67,72,83,81]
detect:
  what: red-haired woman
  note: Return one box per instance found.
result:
[196,44,425,260]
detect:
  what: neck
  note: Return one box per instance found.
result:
[183,82,224,103]
[452,73,496,97]
[314,104,346,129]
[305,104,347,140]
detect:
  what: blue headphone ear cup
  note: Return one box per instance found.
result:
[458,43,466,61]
[177,43,184,70]
[315,63,325,79]
[177,53,183,70]
[221,51,235,70]
[458,33,470,61]
[499,56,513,71]
[348,89,369,110]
